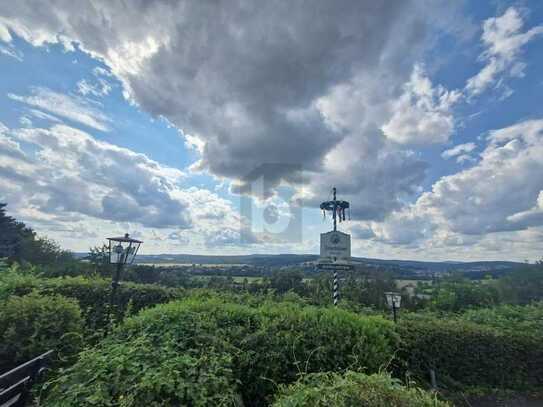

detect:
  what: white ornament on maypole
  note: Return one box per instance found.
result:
[318,187,353,306]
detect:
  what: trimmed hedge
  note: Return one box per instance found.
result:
[397,317,543,390]
[272,371,450,406]
[0,292,84,372]
[237,302,396,405]
[46,297,397,406]
[1,273,183,330]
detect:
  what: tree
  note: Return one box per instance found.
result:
[0,203,34,259]
[496,264,543,304]
[1,203,75,266]
[86,244,111,277]
[268,270,305,295]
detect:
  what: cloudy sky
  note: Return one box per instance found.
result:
[1,1,543,261]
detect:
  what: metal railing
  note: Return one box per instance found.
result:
[0,350,53,407]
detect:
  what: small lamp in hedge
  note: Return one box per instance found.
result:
[384,292,401,323]
[106,234,143,313]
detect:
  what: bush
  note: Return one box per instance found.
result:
[0,292,84,372]
[397,317,543,391]
[45,336,240,406]
[460,302,543,334]
[47,297,397,406]
[238,302,397,405]
[1,271,183,330]
[272,371,449,406]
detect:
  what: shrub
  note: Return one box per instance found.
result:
[0,292,84,372]
[460,302,543,334]
[47,297,397,406]
[1,272,183,330]
[272,371,450,406]
[238,302,397,405]
[45,336,240,406]
[397,317,543,391]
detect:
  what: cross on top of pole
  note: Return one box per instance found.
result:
[320,187,350,232]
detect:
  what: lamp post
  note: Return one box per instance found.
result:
[384,291,401,323]
[106,233,142,318]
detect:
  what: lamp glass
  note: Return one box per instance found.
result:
[393,294,401,308]
[385,292,401,308]
[110,243,124,264]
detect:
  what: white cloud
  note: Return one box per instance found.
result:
[0,22,12,42]
[77,78,112,97]
[8,87,111,131]
[424,119,543,235]
[0,44,22,61]
[27,109,62,123]
[371,119,543,256]
[466,7,543,97]
[19,116,32,127]
[183,133,205,154]
[0,121,248,251]
[441,142,477,164]
[382,65,461,145]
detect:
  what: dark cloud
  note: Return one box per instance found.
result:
[0,0,457,219]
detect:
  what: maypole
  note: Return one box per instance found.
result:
[319,187,352,306]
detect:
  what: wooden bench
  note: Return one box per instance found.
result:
[0,350,53,407]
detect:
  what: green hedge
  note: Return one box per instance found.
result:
[238,302,396,405]
[397,317,543,390]
[46,297,397,406]
[0,292,84,372]
[272,371,449,407]
[1,273,183,330]
[45,335,239,406]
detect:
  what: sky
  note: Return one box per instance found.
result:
[1,1,543,261]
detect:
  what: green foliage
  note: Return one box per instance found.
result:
[0,257,9,272]
[0,271,183,330]
[429,277,500,312]
[397,316,543,391]
[460,302,543,334]
[86,244,112,277]
[272,371,449,407]
[495,265,543,304]
[45,336,239,406]
[0,292,84,371]
[267,270,305,294]
[47,297,397,406]
[0,203,75,266]
[239,302,397,405]
[427,265,543,312]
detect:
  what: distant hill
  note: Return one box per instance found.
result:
[132,253,523,273]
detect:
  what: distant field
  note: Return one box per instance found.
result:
[395,279,432,289]
[232,276,264,283]
[138,263,248,268]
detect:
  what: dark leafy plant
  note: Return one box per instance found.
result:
[0,272,183,330]
[46,297,397,406]
[44,335,240,406]
[396,316,543,391]
[272,371,450,407]
[0,292,84,372]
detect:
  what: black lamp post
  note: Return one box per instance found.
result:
[384,291,401,323]
[106,233,142,315]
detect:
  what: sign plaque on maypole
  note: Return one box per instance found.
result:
[318,187,353,305]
